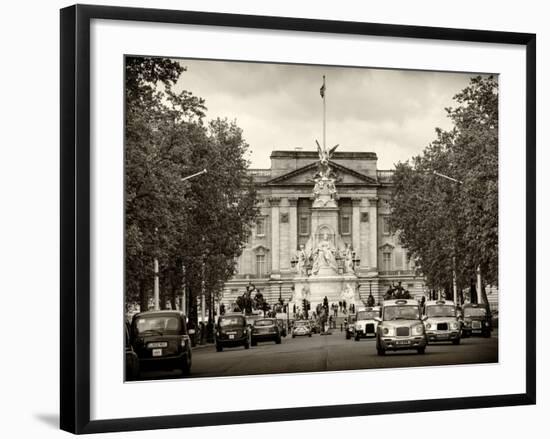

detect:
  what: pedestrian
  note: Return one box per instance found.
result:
[367,293,375,307]
[343,300,347,311]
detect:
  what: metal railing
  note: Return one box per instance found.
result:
[248,169,271,177]
[378,270,416,276]
[377,170,395,182]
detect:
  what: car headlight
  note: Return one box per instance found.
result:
[355,324,362,330]
[484,321,490,327]
[450,322,459,330]
[425,323,432,330]
[412,324,424,335]
[382,327,394,336]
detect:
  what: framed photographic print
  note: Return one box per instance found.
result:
[60,4,536,434]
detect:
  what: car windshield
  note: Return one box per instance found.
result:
[295,321,308,328]
[134,315,181,335]
[384,305,419,321]
[464,307,487,317]
[357,310,379,320]
[426,305,456,318]
[219,316,244,327]
[255,319,275,327]
[245,316,259,325]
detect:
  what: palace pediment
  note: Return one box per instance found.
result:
[263,162,378,187]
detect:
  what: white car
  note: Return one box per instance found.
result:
[353,307,380,341]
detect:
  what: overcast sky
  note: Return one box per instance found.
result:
[172,58,481,170]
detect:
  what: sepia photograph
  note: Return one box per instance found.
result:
[124,56,499,381]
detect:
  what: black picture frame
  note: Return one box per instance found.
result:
[60,4,536,434]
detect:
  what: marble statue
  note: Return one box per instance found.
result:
[296,244,309,276]
[343,243,355,274]
[312,232,338,274]
[341,282,356,303]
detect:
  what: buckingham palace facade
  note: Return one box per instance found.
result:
[221,149,426,307]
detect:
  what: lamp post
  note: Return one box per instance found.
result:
[352,251,361,271]
[152,169,207,312]
[432,170,463,307]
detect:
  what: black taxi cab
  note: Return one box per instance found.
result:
[251,318,281,345]
[376,299,427,355]
[461,303,492,338]
[130,310,192,377]
[422,299,461,345]
[215,313,250,351]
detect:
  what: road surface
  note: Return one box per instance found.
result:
[136,330,498,380]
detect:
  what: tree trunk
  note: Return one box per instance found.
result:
[470,278,478,304]
[479,274,491,311]
[170,276,177,311]
[139,278,148,312]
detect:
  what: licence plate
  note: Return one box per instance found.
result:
[473,330,482,333]
[148,342,168,348]
[436,334,448,339]
[396,340,410,345]
[229,334,235,339]
[152,349,162,357]
[366,333,375,336]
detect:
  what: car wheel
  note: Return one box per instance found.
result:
[345,332,350,340]
[417,346,426,354]
[216,344,223,352]
[292,334,295,338]
[376,346,385,356]
[244,339,250,349]
[181,357,191,376]
[251,340,257,346]
[483,330,491,338]
[452,338,461,345]
[275,337,281,344]
[355,335,360,341]
[308,333,312,337]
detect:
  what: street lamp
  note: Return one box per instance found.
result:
[352,251,361,271]
[153,168,207,312]
[278,280,283,303]
[432,170,462,307]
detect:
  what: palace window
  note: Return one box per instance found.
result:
[382,252,392,271]
[341,215,351,235]
[256,217,266,236]
[256,254,266,278]
[395,250,403,269]
[299,215,309,236]
[382,216,391,235]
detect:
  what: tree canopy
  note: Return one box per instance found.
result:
[389,75,498,296]
[125,56,258,319]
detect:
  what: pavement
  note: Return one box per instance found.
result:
[136,330,498,380]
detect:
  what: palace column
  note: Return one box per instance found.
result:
[288,197,298,259]
[368,196,379,271]
[269,197,281,278]
[351,197,362,263]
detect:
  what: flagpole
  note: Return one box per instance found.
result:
[322,75,326,151]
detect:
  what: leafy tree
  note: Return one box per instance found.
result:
[389,76,498,302]
[125,56,258,320]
